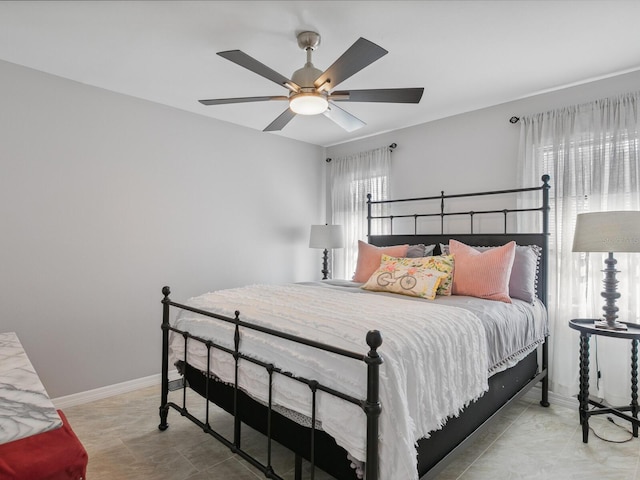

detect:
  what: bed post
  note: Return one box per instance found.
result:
[159,286,171,430]
[540,175,551,408]
[367,193,372,239]
[364,330,383,480]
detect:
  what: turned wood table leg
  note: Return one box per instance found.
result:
[632,339,639,437]
[579,332,590,443]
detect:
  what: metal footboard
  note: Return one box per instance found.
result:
[158,286,383,480]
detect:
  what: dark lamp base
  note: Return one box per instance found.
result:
[321,248,330,280]
[595,320,628,331]
[598,252,625,330]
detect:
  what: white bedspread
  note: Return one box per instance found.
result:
[170,283,489,480]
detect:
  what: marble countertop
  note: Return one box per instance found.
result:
[0,332,62,445]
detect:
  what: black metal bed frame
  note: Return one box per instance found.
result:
[158,175,551,480]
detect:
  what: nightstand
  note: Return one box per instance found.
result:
[569,319,640,443]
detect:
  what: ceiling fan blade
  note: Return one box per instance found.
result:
[323,103,366,132]
[330,88,424,104]
[313,38,387,91]
[264,108,297,132]
[199,96,288,106]
[218,50,300,92]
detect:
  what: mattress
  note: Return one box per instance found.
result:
[310,280,548,373]
[169,281,547,479]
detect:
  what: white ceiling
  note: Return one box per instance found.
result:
[2,1,640,147]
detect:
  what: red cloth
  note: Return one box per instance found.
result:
[0,410,88,480]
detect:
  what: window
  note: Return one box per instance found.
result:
[329,147,391,280]
[518,91,640,402]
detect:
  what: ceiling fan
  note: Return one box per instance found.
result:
[199,31,424,132]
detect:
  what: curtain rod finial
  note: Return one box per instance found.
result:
[509,116,520,124]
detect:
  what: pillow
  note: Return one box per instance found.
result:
[362,255,448,299]
[450,239,516,303]
[475,245,541,303]
[352,241,409,282]
[406,244,436,258]
[421,254,455,296]
[441,243,541,303]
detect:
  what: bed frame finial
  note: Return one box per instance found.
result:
[366,330,383,354]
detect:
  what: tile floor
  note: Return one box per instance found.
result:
[63,385,640,479]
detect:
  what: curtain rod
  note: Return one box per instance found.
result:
[509,116,520,124]
[326,143,397,163]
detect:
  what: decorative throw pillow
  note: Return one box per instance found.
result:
[420,254,455,296]
[352,241,409,282]
[362,255,448,299]
[475,244,541,303]
[406,244,437,258]
[450,239,516,303]
[441,242,541,303]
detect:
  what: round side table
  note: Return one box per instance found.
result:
[569,318,640,443]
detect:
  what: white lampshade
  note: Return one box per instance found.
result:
[309,224,344,249]
[572,211,640,253]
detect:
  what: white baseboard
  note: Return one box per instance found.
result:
[53,371,579,414]
[52,370,179,409]
[522,385,578,410]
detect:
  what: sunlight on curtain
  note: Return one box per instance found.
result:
[518,91,640,405]
[330,147,391,280]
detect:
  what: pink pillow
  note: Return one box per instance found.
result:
[450,239,516,303]
[352,241,409,282]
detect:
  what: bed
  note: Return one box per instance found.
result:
[159,175,551,480]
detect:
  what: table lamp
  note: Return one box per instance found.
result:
[309,224,344,280]
[572,211,640,330]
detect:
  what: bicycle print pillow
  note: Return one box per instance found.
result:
[361,254,448,299]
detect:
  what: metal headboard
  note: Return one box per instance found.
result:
[366,175,551,305]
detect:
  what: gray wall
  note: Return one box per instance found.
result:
[0,60,325,398]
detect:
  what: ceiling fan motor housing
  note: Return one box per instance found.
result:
[291,65,324,90]
[290,65,328,115]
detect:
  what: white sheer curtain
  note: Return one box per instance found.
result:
[330,147,391,280]
[518,91,640,405]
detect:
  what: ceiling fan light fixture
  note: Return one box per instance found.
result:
[289,92,328,115]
